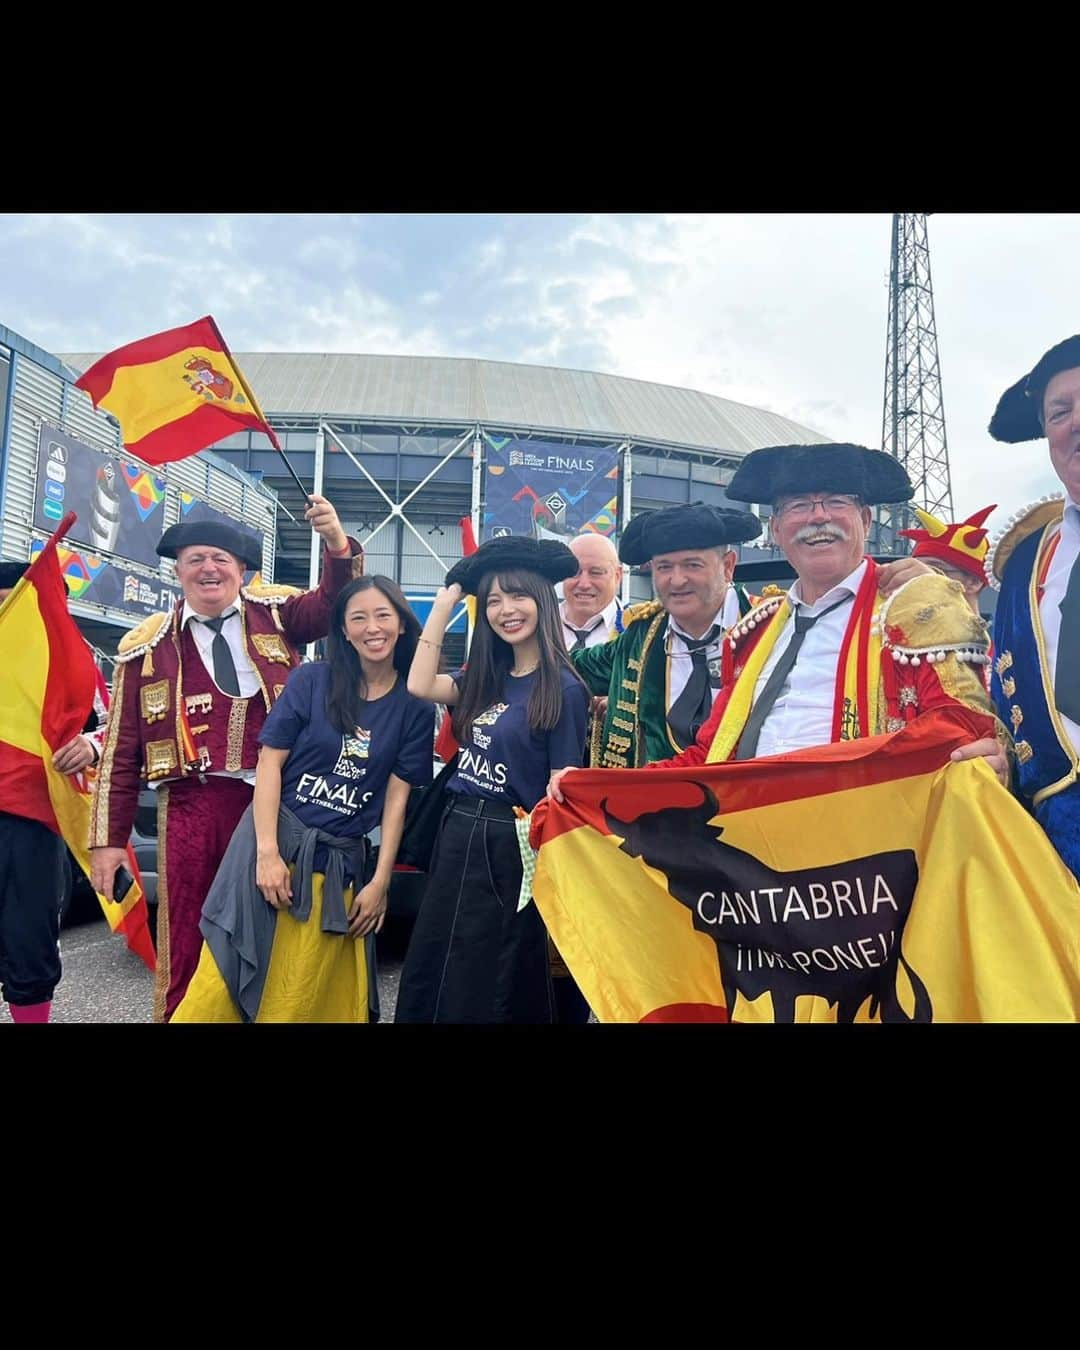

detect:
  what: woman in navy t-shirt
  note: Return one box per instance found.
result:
[396,536,589,1024]
[173,576,434,1023]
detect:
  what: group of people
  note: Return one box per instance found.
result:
[2,329,1079,1023]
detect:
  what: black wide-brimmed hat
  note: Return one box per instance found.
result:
[618,503,762,566]
[989,335,1080,443]
[726,443,914,507]
[157,520,263,570]
[445,534,579,595]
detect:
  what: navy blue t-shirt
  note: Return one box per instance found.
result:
[448,665,589,810]
[259,662,435,840]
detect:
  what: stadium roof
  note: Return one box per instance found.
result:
[59,351,831,457]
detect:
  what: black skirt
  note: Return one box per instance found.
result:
[395,795,554,1024]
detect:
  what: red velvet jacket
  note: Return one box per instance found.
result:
[90,541,362,849]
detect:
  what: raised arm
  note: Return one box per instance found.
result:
[407,583,463,706]
[278,495,363,646]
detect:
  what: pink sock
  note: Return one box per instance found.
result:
[9,1001,51,1024]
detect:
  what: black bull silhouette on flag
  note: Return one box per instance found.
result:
[603,786,933,1022]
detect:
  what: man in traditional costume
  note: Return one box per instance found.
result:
[89,496,362,1020]
[572,503,762,768]
[986,335,1080,879]
[551,445,1005,795]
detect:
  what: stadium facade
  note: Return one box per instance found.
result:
[4,327,883,666]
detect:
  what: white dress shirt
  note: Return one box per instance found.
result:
[666,586,743,711]
[752,560,868,758]
[1038,495,1080,758]
[561,596,622,652]
[181,600,260,784]
[181,601,260,698]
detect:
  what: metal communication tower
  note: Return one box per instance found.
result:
[880,213,954,541]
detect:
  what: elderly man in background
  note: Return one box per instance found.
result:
[560,532,624,654]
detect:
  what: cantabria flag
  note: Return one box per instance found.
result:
[529,707,1080,1023]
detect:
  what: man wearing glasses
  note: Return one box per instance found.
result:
[550,444,1006,797]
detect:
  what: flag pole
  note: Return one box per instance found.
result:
[205,316,313,502]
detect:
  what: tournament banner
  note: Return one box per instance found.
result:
[35,423,166,569]
[481,434,619,542]
[530,707,1080,1023]
[178,491,265,577]
[29,538,182,621]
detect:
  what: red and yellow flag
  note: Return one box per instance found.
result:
[74,315,280,466]
[530,707,1080,1023]
[0,516,156,971]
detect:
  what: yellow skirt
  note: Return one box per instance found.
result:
[172,873,370,1024]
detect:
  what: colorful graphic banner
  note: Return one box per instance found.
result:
[29,538,181,620]
[481,434,620,542]
[35,423,166,569]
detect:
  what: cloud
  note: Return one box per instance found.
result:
[2,210,1078,524]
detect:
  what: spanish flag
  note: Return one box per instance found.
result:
[74,316,280,466]
[530,707,1080,1023]
[0,516,156,971]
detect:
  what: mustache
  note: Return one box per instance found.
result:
[793,523,849,544]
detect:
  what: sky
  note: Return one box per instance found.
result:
[1,212,1076,522]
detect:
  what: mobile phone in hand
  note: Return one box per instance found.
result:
[112,866,135,902]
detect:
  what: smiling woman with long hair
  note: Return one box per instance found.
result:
[172,576,435,1023]
[395,536,589,1024]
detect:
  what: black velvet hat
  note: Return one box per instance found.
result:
[445,534,579,595]
[618,503,762,566]
[989,335,1080,443]
[726,443,914,506]
[157,520,263,570]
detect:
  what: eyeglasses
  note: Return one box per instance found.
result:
[774,494,862,521]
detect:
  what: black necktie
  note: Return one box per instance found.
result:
[569,627,594,654]
[735,597,850,761]
[1055,553,1080,723]
[199,614,241,697]
[667,625,722,750]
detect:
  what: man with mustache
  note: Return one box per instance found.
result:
[985,335,1080,879]
[550,444,1004,795]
